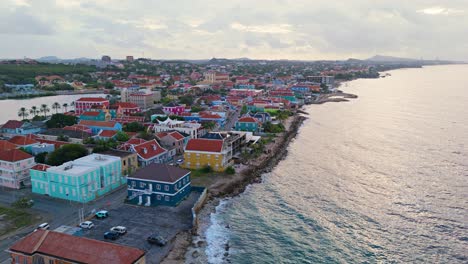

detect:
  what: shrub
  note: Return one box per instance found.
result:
[12,197,34,209]
[225,166,235,175]
[201,165,212,173]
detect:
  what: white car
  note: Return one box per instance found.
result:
[34,223,50,232]
[79,221,95,229]
[110,226,127,234]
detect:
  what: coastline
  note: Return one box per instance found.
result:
[161,89,359,263]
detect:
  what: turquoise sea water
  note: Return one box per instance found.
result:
[205,65,468,263]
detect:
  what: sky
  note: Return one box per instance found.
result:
[1,0,467,61]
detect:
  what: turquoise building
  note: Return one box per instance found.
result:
[235,117,260,132]
[127,164,191,207]
[79,111,108,121]
[31,154,123,202]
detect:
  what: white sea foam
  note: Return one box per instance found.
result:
[205,199,231,264]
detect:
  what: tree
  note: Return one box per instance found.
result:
[179,95,194,106]
[29,106,39,117]
[35,152,47,163]
[18,107,29,120]
[124,122,145,132]
[225,166,235,174]
[190,105,203,113]
[46,144,88,166]
[57,134,69,142]
[62,103,69,113]
[320,83,329,93]
[115,131,130,142]
[40,104,50,117]
[241,105,248,115]
[52,102,61,114]
[46,113,78,128]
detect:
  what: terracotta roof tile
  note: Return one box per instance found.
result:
[8,136,38,146]
[79,120,117,128]
[237,117,258,123]
[31,164,50,171]
[185,139,223,153]
[99,130,117,138]
[81,111,101,117]
[133,140,167,160]
[76,97,108,102]
[0,149,33,162]
[0,140,17,151]
[9,230,145,264]
[2,120,23,129]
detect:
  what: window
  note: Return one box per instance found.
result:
[164,185,169,191]
[131,181,136,188]
[156,184,161,190]
[157,195,161,200]
[59,186,63,194]
[123,160,126,166]
[140,182,146,188]
[165,196,170,201]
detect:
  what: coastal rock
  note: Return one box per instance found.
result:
[192,250,200,258]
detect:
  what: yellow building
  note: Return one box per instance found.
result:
[101,149,139,176]
[183,138,232,172]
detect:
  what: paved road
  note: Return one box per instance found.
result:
[0,186,127,263]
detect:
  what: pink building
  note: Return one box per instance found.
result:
[0,149,35,189]
[163,102,185,115]
[75,97,109,115]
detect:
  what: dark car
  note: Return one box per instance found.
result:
[147,235,166,246]
[104,231,119,240]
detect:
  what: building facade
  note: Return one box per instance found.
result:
[75,97,110,115]
[0,149,35,189]
[183,138,232,172]
[30,154,123,202]
[127,164,191,207]
[235,117,260,132]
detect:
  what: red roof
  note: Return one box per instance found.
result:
[200,113,222,119]
[2,120,23,129]
[79,120,117,128]
[185,139,223,153]
[31,164,50,171]
[133,140,167,160]
[8,136,38,146]
[99,130,117,138]
[115,102,140,109]
[169,131,185,140]
[76,97,108,102]
[0,149,33,162]
[238,117,258,123]
[81,111,101,117]
[9,230,145,264]
[0,140,17,151]
[63,124,91,132]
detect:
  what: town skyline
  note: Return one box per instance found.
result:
[1,0,468,61]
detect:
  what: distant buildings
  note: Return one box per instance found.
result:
[35,75,65,87]
[235,116,260,132]
[31,154,123,202]
[152,118,204,139]
[74,97,109,115]
[127,164,191,207]
[121,88,161,109]
[163,102,185,115]
[78,120,122,135]
[8,230,146,264]
[126,55,134,62]
[204,71,230,83]
[0,149,35,189]
[101,55,112,62]
[0,120,42,137]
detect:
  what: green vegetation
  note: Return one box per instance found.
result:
[42,83,74,91]
[225,166,236,174]
[202,121,216,130]
[179,95,194,106]
[0,63,95,84]
[18,107,29,120]
[123,122,145,132]
[46,113,78,128]
[35,152,47,163]
[0,206,34,236]
[115,131,130,142]
[241,105,248,115]
[12,197,34,209]
[263,122,285,133]
[46,144,88,166]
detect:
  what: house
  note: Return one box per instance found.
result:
[101,150,139,176]
[183,138,232,172]
[250,112,272,123]
[35,75,65,87]
[8,135,40,151]
[0,149,35,189]
[29,143,55,156]
[80,111,110,122]
[155,131,186,155]
[235,117,260,132]
[95,130,118,141]
[8,230,146,264]
[127,164,191,207]
[163,102,185,115]
[112,102,142,116]
[121,88,160,109]
[74,97,109,115]
[130,140,169,167]
[0,120,42,136]
[30,154,123,202]
[152,118,204,139]
[0,140,17,151]
[38,128,92,143]
[78,120,122,135]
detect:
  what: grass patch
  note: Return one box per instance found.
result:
[0,206,35,236]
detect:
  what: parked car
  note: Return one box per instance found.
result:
[110,226,127,234]
[79,221,95,229]
[147,234,167,246]
[104,231,119,240]
[176,159,184,164]
[95,210,109,219]
[34,222,50,231]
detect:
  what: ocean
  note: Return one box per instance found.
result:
[204,65,468,263]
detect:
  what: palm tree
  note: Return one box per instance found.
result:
[52,102,61,114]
[70,101,75,111]
[40,104,50,117]
[30,106,39,117]
[62,103,69,113]
[18,107,29,120]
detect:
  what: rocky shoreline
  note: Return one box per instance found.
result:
[161,92,357,264]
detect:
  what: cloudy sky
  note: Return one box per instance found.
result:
[1,0,467,60]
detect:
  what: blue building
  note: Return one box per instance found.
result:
[127,164,191,207]
[78,120,122,135]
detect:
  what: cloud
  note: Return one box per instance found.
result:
[417,6,464,15]
[0,8,54,35]
[230,22,293,34]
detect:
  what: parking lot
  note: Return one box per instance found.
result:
[81,191,201,264]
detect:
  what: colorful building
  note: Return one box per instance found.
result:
[163,102,185,115]
[130,140,169,167]
[0,120,42,136]
[101,149,139,176]
[79,111,109,121]
[8,230,146,264]
[0,149,35,189]
[235,117,260,132]
[183,138,232,172]
[30,154,123,202]
[74,97,109,115]
[78,120,122,135]
[127,164,191,207]
[155,131,186,155]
